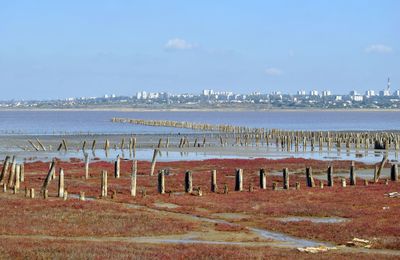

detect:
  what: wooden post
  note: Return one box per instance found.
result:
[235,168,243,191]
[0,155,10,184]
[272,182,277,190]
[327,165,333,187]
[20,163,24,182]
[25,187,29,197]
[350,162,356,185]
[131,160,137,197]
[58,168,64,198]
[341,178,346,187]
[114,155,120,178]
[84,153,89,179]
[30,188,35,199]
[211,170,217,192]
[283,168,289,189]
[319,181,324,189]
[295,182,300,190]
[306,167,315,187]
[63,190,68,201]
[42,159,56,192]
[79,191,85,201]
[7,156,16,188]
[185,170,193,193]
[101,170,108,197]
[43,189,48,199]
[364,179,369,186]
[259,168,267,189]
[391,164,398,181]
[14,164,20,190]
[150,149,158,176]
[158,170,165,194]
[3,183,6,192]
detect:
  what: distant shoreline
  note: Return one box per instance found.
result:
[1,107,400,112]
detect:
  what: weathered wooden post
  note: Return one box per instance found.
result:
[58,168,64,198]
[259,168,267,189]
[158,170,165,194]
[63,190,68,201]
[7,156,16,188]
[211,170,218,192]
[101,170,108,197]
[283,168,289,190]
[350,161,356,185]
[30,188,35,199]
[25,187,29,197]
[2,183,6,192]
[306,167,315,187]
[327,165,333,187]
[79,191,85,201]
[185,170,193,193]
[391,164,398,181]
[42,159,56,192]
[84,153,89,179]
[20,163,24,182]
[272,182,277,190]
[0,155,10,184]
[14,164,20,190]
[150,149,158,176]
[295,182,300,190]
[43,189,48,199]
[364,179,369,186]
[114,155,120,178]
[235,168,243,191]
[341,178,347,187]
[131,160,137,197]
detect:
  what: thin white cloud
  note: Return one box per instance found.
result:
[365,44,392,54]
[165,38,195,50]
[265,67,283,76]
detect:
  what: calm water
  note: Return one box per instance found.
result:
[0,110,400,135]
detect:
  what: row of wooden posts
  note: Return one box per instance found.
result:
[1,153,398,200]
[112,117,400,151]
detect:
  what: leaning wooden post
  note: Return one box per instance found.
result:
[58,168,64,198]
[350,161,356,185]
[235,168,243,191]
[131,160,137,197]
[158,170,165,194]
[327,165,333,187]
[7,156,16,188]
[42,159,56,192]
[211,170,217,192]
[150,149,158,176]
[259,168,267,189]
[391,164,398,181]
[283,168,289,190]
[101,170,108,197]
[306,167,315,187]
[0,155,10,184]
[185,170,193,193]
[114,155,120,178]
[84,153,89,179]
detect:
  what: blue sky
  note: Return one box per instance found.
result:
[0,0,399,100]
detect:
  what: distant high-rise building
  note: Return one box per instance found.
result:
[349,90,358,96]
[394,90,400,97]
[379,90,390,96]
[365,90,375,97]
[202,89,214,96]
[321,90,331,97]
[310,90,319,96]
[297,90,306,96]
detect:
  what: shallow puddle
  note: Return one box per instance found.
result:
[276,216,348,223]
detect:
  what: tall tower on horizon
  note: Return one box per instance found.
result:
[387,77,391,92]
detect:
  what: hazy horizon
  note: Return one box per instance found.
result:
[0,0,399,100]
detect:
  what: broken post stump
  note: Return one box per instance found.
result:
[30,188,35,199]
[306,167,315,187]
[114,155,120,178]
[84,153,89,179]
[79,191,85,201]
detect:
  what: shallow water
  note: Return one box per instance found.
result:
[276,216,348,224]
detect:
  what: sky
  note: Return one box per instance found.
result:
[0,0,399,100]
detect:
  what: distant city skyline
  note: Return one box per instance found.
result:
[0,0,399,100]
